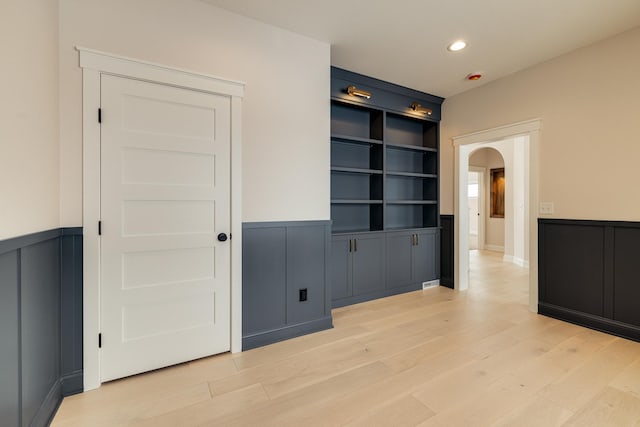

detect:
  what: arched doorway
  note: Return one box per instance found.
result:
[468,147,505,253]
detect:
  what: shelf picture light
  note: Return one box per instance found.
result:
[347,85,371,99]
[410,102,433,116]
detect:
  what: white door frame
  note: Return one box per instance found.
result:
[453,119,541,313]
[78,47,244,391]
[468,166,485,250]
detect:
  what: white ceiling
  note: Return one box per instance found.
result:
[201,0,640,98]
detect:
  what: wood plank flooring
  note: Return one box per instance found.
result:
[52,250,640,426]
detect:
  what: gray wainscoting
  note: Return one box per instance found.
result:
[439,215,454,289]
[539,219,640,342]
[0,228,83,427]
[242,221,332,350]
[59,229,83,396]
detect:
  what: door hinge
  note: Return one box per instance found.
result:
[98,333,102,348]
[98,108,102,123]
[98,220,102,235]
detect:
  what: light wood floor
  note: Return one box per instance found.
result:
[53,251,640,426]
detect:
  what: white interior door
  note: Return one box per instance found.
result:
[100,74,231,382]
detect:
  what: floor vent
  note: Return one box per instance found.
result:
[422,280,440,290]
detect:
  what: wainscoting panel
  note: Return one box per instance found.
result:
[242,221,332,350]
[613,227,640,326]
[60,230,83,395]
[242,227,287,335]
[540,223,604,317]
[0,228,83,427]
[539,219,640,342]
[21,239,61,427]
[440,215,454,289]
[0,251,20,426]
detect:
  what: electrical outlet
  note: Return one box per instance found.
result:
[539,202,554,215]
[299,288,308,302]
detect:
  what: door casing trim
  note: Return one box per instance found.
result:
[78,47,244,391]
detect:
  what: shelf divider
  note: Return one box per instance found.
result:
[331,199,384,204]
[331,167,383,175]
[331,134,383,145]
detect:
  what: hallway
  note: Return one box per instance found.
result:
[468,249,529,306]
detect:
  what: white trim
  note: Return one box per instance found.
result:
[503,254,528,268]
[82,68,101,391]
[511,256,528,268]
[80,48,244,390]
[230,95,242,354]
[452,119,541,146]
[77,47,244,97]
[484,244,505,252]
[453,119,541,313]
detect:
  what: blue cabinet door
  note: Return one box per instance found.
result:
[386,231,413,289]
[331,235,352,300]
[352,234,385,296]
[413,230,438,282]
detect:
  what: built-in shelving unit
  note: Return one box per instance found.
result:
[330,81,441,232]
[330,67,444,307]
[330,100,385,234]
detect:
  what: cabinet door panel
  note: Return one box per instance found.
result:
[352,235,385,295]
[386,232,413,289]
[413,231,437,282]
[331,236,352,300]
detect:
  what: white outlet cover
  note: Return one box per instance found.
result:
[539,202,554,214]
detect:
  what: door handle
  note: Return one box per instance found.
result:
[354,239,358,252]
[415,234,419,245]
[349,239,352,252]
[217,233,228,242]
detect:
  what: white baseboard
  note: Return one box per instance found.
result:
[503,255,529,268]
[484,245,504,252]
[513,257,528,268]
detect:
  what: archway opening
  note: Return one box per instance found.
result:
[452,119,541,312]
[468,147,506,254]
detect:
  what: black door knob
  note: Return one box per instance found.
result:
[217,233,228,242]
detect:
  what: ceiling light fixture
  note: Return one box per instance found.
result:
[447,40,467,52]
[410,102,432,116]
[466,73,482,81]
[346,85,371,99]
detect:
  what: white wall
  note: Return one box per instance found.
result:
[0,0,60,239]
[58,0,330,226]
[442,27,640,222]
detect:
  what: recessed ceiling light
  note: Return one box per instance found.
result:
[447,40,467,52]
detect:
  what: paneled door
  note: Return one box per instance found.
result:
[99,74,231,381]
